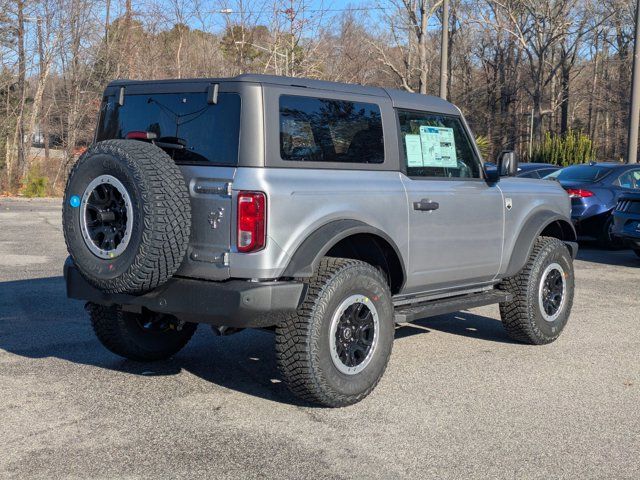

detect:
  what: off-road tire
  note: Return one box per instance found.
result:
[88,303,197,362]
[499,236,574,345]
[63,140,191,294]
[276,258,395,407]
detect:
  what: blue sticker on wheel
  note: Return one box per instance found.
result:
[69,195,81,208]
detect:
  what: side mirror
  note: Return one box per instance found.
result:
[484,162,500,183]
[497,150,518,176]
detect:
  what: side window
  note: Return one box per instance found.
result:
[618,169,640,189]
[397,110,481,178]
[279,95,384,164]
[538,168,557,178]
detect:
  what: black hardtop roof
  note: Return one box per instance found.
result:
[107,74,460,116]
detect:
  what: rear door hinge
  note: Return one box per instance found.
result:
[226,182,233,196]
[222,252,230,266]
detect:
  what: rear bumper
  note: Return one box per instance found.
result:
[64,259,306,328]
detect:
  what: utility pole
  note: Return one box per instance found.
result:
[14,0,26,189]
[627,0,640,163]
[439,0,449,100]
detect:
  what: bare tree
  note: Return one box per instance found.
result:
[373,0,443,94]
[488,1,594,141]
[0,0,638,194]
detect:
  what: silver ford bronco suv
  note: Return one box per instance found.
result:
[63,75,577,407]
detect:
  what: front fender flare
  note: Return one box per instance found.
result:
[504,211,577,278]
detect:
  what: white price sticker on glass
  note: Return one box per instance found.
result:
[405,134,423,167]
[419,126,458,168]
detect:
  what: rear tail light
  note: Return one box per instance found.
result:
[237,192,266,253]
[566,188,594,198]
[125,131,157,140]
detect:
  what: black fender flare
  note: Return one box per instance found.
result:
[504,211,577,278]
[282,219,406,282]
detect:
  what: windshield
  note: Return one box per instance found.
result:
[543,165,612,183]
[96,91,241,165]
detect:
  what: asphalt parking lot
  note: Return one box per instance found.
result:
[1,197,638,479]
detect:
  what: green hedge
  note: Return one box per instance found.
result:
[531,130,596,166]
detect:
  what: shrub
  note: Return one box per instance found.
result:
[531,130,596,166]
[475,135,490,159]
[22,165,49,198]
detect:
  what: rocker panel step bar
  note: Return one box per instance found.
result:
[393,290,512,323]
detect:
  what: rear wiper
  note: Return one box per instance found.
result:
[154,136,186,150]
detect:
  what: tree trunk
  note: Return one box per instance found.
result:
[5,135,13,189]
[13,0,27,189]
[560,62,571,134]
[447,2,456,97]
[587,41,600,139]
[24,63,52,177]
[23,19,52,178]
[532,84,543,143]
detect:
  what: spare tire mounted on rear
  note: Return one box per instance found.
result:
[63,139,191,294]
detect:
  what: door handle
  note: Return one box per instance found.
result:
[413,199,440,211]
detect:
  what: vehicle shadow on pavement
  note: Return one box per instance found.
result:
[0,276,306,406]
[575,244,640,267]
[0,276,518,406]
[396,310,519,344]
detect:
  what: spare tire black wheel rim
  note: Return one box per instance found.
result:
[329,294,379,375]
[80,175,134,259]
[538,262,567,322]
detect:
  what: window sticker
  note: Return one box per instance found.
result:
[419,126,458,168]
[405,134,423,167]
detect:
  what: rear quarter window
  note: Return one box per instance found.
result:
[96,91,241,166]
[279,95,384,164]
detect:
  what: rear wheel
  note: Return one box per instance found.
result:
[276,258,394,407]
[634,249,640,259]
[499,237,574,345]
[88,303,197,361]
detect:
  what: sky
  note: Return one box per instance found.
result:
[159,0,389,33]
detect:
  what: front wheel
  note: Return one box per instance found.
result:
[276,258,395,407]
[88,303,197,361]
[499,237,575,345]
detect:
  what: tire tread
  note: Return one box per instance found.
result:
[276,258,392,407]
[88,303,197,362]
[498,236,572,345]
[64,140,191,294]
